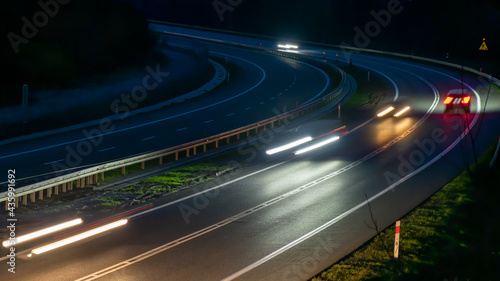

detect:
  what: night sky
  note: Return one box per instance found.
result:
[130,0,499,61]
[3,0,499,106]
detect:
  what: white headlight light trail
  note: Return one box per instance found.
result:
[377,106,395,117]
[294,136,340,155]
[266,137,313,155]
[28,219,128,257]
[2,218,83,248]
[394,106,411,117]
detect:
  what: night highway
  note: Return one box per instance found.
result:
[1,1,500,281]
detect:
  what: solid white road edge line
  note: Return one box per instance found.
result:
[74,71,439,281]
[1,53,266,160]
[221,68,481,281]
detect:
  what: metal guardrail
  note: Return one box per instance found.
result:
[337,45,500,87]
[3,21,499,209]
[150,20,500,87]
[0,54,346,209]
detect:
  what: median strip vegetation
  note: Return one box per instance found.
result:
[14,161,239,217]
[116,162,238,206]
[312,144,500,280]
[320,63,389,123]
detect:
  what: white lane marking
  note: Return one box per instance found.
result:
[226,113,235,117]
[301,62,331,104]
[322,65,401,138]
[221,68,482,281]
[43,159,64,165]
[0,53,267,160]
[141,136,155,141]
[358,65,399,102]
[245,107,252,110]
[98,147,115,152]
[75,73,439,281]
[204,120,214,124]
[74,162,287,281]
[176,127,188,132]
[347,116,377,134]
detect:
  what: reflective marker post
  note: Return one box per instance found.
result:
[22,84,29,125]
[490,136,500,168]
[22,84,29,108]
[394,220,400,258]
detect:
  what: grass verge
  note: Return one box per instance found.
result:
[113,161,238,205]
[320,62,392,124]
[312,143,500,280]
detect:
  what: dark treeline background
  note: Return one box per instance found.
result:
[2,0,499,106]
[131,0,499,68]
[1,0,155,106]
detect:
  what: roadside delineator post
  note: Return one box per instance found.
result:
[394,220,400,258]
[490,136,500,168]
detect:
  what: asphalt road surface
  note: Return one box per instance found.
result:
[0,40,335,186]
[1,25,499,281]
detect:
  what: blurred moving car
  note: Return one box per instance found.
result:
[444,89,471,113]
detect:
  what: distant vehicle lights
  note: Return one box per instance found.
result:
[444,89,471,113]
[277,43,299,50]
[394,106,411,117]
[377,106,411,117]
[377,106,395,117]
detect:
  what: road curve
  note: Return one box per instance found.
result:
[0,42,334,186]
[1,25,499,281]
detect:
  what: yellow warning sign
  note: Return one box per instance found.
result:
[479,41,488,51]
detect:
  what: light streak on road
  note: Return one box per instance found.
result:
[2,218,83,247]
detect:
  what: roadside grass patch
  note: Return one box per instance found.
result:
[312,144,500,280]
[320,63,390,123]
[115,162,239,204]
[93,196,126,208]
